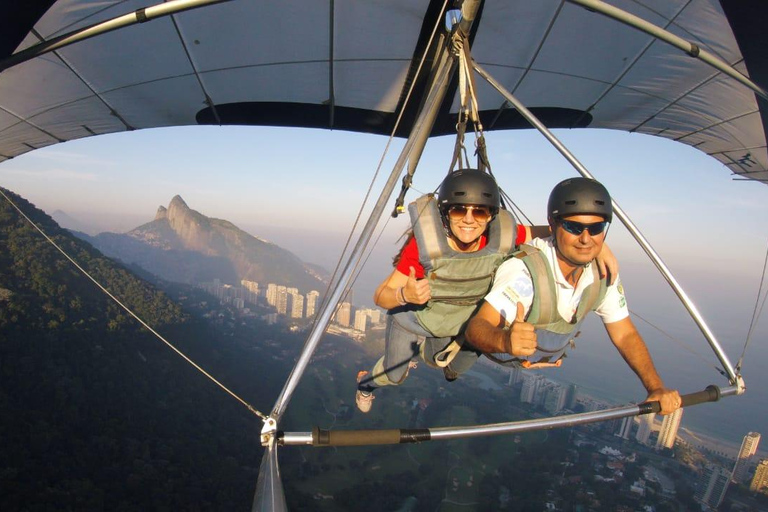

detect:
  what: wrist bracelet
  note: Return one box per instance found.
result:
[396,286,407,306]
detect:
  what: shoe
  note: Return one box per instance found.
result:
[443,366,459,382]
[356,370,375,413]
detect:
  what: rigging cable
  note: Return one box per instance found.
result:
[307,0,450,323]
[737,238,768,372]
[0,187,267,421]
[630,309,726,377]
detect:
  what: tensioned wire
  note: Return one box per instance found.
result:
[0,187,267,421]
[309,0,450,320]
[738,238,768,372]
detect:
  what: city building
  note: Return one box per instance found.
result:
[367,308,382,324]
[266,283,279,306]
[750,459,768,494]
[241,279,259,295]
[354,310,367,332]
[275,286,288,315]
[306,290,319,317]
[507,366,523,387]
[733,432,761,483]
[564,383,578,410]
[616,416,633,440]
[655,407,683,450]
[520,373,543,404]
[290,292,304,319]
[334,302,351,327]
[543,382,567,414]
[636,414,654,446]
[695,464,731,510]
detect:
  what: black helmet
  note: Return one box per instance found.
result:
[438,169,500,214]
[548,177,612,223]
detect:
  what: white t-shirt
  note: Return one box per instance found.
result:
[486,237,628,325]
[483,237,628,363]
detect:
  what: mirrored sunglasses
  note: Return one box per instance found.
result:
[559,220,609,236]
[446,205,493,222]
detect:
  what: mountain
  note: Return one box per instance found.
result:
[81,195,328,292]
[51,209,94,234]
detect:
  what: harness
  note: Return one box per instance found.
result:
[408,194,516,338]
[489,244,608,369]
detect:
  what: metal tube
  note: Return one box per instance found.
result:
[279,384,738,446]
[429,404,642,441]
[269,44,459,422]
[280,432,313,445]
[0,0,233,73]
[405,0,482,177]
[251,441,287,512]
[566,0,768,102]
[473,61,740,385]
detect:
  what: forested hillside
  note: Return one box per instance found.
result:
[0,189,266,510]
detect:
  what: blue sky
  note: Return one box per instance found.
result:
[1,125,767,445]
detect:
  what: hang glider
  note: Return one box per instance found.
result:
[2,1,766,510]
[1,0,767,183]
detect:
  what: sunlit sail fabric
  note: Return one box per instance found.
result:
[0,0,766,182]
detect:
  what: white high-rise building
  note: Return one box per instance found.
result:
[750,459,768,493]
[368,308,382,324]
[655,407,683,450]
[354,310,368,332]
[290,292,304,318]
[636,414,654,446]
[276,286,288,315]
[334,302,352,327]
[266,283,279,306]
[695,464,731,510]
[733,432,761,483]
[306,290,320,317]
[616,416,633,440]
[520,373,543,404]
[241,279,259,294]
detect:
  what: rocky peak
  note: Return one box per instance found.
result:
[154,206,167,220]
[167,195,189,217]
[166,195,194,227]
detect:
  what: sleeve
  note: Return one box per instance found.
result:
[595,275,630,324]
[395,237,426,278]
[515,224,527,246]
[483,258,534,325]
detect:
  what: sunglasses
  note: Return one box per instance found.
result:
[446,205,493,223]
[559,220,609,236]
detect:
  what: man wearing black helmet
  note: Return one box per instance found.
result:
[354,171,619,413]
[466,178,681,415]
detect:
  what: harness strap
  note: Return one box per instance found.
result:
[409,194,444,262]
[432,338,463,368]
[514,245,555,326]
[578,264,602,314]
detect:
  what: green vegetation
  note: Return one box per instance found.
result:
[0,190,265,509]
[0,189,183,332]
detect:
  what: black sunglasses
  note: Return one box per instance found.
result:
[559,220,609,236]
